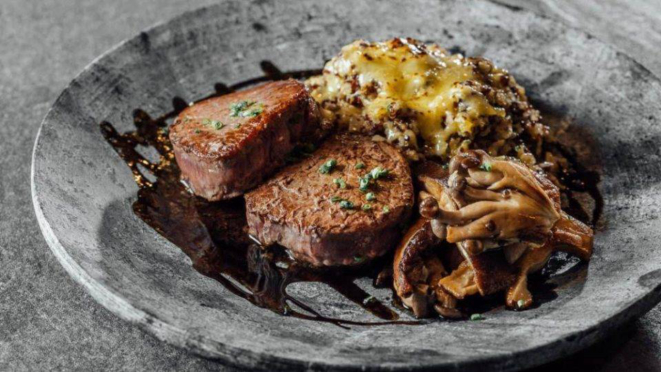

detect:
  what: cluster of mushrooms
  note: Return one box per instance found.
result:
[393,150,594,318]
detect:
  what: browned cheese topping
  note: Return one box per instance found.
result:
[306,38,548,162]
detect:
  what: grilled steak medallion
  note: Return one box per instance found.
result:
[169,80,327,201]
[245,134,414,267]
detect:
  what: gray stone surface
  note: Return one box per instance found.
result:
[3,0,661,371]
[494,0,661,80]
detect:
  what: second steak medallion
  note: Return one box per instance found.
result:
[245,134,414,267]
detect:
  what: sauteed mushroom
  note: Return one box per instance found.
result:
[395,151,594,315]
[393,219,461,318]
[427,150,562,253]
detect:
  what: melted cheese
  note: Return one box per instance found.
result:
[306,39,519,160]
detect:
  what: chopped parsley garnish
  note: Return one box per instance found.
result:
[479,162,492,172]
[194,129,201,134]
[362,203,372,211]
[339,200,354,209]
[470,313,485,321]
[229,100,252,116]
[210,120,224,130]
[235,123,241,129]
[386,102,394,115]
[229,100,263,118]
[369,166,389,179]
[318,159,337,174]
[359,175,371,192]
[333,178,347,189]
[331,197,354,209]
[355,162,366,169]
[359,167,389,193]
[201,118,224,130]
[354,255,365,263]
[365,192,376,201]
[382,206,390,213]
[517,299,525,308]
[242,106,263,117]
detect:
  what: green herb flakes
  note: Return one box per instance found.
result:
[359,175,371,192]
[517,299,525,308]
[331,196,354,209]
[194,129,201,134]
[339,200,354,210]
[241,106,263,118]
[319,159,337,174]
[470,313,485,321]
[229,101,253,117]
[201,118,224,130]
[382,206,390,214]
[355,162,366,169]
[229,100,263,118]
[362,203,372,211]
[479,162,492,172]
[333,178,347,189]
[386,102,394,115]
[353,255,365,263]
[369,166,389,179]
[365,192,376,201]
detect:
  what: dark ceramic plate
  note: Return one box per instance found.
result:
[31,0,661,370]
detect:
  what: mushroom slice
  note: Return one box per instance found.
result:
[437,261,478,299]
[467,250,517,295]
[418,170,517,296]
[551,211,594,261]
[393,219,461,318]
[503,242,532,264]
[437,150,561,248]
[424,150,593,259]
[506,242,554,309]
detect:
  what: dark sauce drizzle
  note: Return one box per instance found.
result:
[101,62,422,328]
[100,61,602,327]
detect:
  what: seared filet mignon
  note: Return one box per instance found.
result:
[169,80,327,201]
[245,134,414,267]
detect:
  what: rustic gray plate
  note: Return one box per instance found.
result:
[31,0,661,370]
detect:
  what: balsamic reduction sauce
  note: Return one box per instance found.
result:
[101,63,421,328]
[100,61,602,327]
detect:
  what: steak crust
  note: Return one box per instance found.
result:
[169,80,327,200]
[245,134,414,267]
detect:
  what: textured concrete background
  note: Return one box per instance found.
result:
[1,0,661,371]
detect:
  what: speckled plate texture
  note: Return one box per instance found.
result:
[31,0,661,370]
